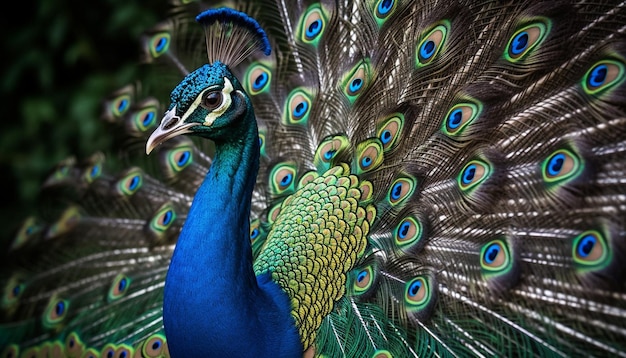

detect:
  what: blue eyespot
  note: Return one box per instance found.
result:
[281,173,293,186]
[391,182,403,200]
[324,150,336,160]
[56,301,65,316]
[462,164,477,184]
[408,279,422,296]
[510,31,529,55]
[107,351,114,358]
[361,156,372,168]
[547,153,565,176]
[447,108,463,129]
[250,228,259,239]
[142,111,155,126]
[588,64,608,88]
[152,341,161,350]
[306,19,322,38]
[357,270,368,283]
[416,23,448,67]
[293,101,309,119]
[577,234,597,258]
[155,37,168,53]
[162,210,173,226]
[484,243,501,264]
[583,60,625,95]
[90,165,101,177]
[118,277,128,292]
[419,40,436,60]
[177,151,191,166]
[253,72,269,91]
[349,78,363,93]
[398,221,410,239]
[128,175,140,191]
[117,99,129,113]
[380,130,392,144]
[378,0,394,15]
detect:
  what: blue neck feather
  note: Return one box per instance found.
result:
[162,97,302,357]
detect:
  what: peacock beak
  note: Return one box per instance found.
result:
[146,105,197,154]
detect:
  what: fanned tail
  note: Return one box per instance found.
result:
[2,0,626,357]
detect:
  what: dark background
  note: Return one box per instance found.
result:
[0,0,170,245]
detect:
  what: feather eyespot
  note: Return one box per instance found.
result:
[115,345,133,358]
[117,169,143,196]
[269,163,297,195]
[148,32,171,59]
[299,5,327,44]
[7,283,23,304]
[149,203,177,234]
[244,63,272,95]
[573,231,609,269]
[132,106,158,132]
[442,101,482,136]
[394,216,424,252]
[314,135,350,171]
[353,266,374,294]
[341,60,372,103]
[166,146,193,173]
[142,334,167,358]
[250,219,262,243]
[12,216,40,249]
[284,89,313,125]
[376,114,404,151]
[355,140,383,174]
[43,296,69,329]
[405,276,432,312]
[83,163,102,183]
[82,348,99,358]
[65,332,85,356]
[201,91,223,111]
[582,59,625,95]
[480,240,510,273]
[46,206,81,239]
[3,276,24,308]
[458,160,491,192]
[505,20,549,62]
[541,149,582,184]
[108,274,131,302]
[416,22,449,67]
[387,176,416,206]
[375,0,396,21]
[258,131,266,156]
[101,345,116,358]
[373,350,393,358]
[110,94,131,118]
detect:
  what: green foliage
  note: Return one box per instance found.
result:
[0,0,168,245]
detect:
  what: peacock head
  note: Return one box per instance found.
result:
[145,8,271,155]
[145,61,251,154]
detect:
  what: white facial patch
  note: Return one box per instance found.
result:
[180,77,234,127]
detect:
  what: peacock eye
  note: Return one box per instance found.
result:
[202,91,223,110]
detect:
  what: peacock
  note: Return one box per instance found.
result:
[2,0,626,356]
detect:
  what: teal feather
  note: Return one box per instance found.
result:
[3,0,626,357]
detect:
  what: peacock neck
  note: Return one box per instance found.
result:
[163,105,302,357]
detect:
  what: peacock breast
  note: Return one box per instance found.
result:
[253,163,376,348]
